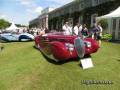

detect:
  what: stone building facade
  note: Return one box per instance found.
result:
[48,0,119,30]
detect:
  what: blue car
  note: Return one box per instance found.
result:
[0,33,34,42]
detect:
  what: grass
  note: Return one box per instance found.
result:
[0,41,120,90]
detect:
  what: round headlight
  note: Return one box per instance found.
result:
[84,41,91,48]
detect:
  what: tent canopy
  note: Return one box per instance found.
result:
[97,6,120,19]
[6,22,19,31]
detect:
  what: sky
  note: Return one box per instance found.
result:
[0,0,74,25]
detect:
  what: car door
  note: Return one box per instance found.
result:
[8,34,19,41]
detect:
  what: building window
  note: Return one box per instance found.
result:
[112,32,115,39]
[118,32,120,39]
[92,0,99,6]
[81,1,84,8]
[79,16,83,24]
[62,20,65,27]
[91,14,98,27]
[119,20,120,31]
[84,0,92,7]
[113,19,116,31]
[95,0,99,4]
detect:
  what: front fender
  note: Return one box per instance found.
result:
[84,38,99,54]
[0,36,10,42]
[50,41,70,60]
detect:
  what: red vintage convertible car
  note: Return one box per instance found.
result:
[34,32,99,62]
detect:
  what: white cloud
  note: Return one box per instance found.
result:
[16,0,42,14]
[0,14,9,20]
[16,0,74,14]
[35,6,43,14]
[0,15,7,19]
[13,0,74,24]
[26,7,43,15]
[16,0,36,8]
[16,0,32,5]
[0,14,13,23]
[15,0,29,6]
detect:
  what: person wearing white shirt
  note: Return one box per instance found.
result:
[62,22,72,35]
[97,24,103,37]
[68,23,73,35]
[73,23,82,36]
[79,25,82,32]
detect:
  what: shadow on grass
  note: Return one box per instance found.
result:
[0,39,34,43]
[0,46,5,52]
[108,40,120,44]
[115,58,120,62]
[42,54,79,65]
[117,60,120,62]
[33,46,92,66]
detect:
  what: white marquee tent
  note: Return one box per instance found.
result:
[97,6,120,40]
[6,22,19,32]
[97,7,120,19]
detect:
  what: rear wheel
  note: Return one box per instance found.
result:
[19,35,32,42]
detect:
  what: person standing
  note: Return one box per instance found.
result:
[68,23,73,35]
[73,23,82,36]
[92,24,98,40]
[73,23,79,35]
[81,24,89,38]
[62,22,72,35]
[92,23,103,46]
[97,23,103,46]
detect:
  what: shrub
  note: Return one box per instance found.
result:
[102,33,112,40]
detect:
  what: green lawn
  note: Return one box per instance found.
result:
[0,41,120,90]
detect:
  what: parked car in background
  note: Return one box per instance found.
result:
[0,32,34,42]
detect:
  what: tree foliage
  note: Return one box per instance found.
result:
[98,19,108,29]
[0,19,10,29]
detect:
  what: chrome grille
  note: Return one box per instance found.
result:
[74,37,85,58]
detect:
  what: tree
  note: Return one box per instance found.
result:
[0,19,10,29]
[98,19,108,29]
